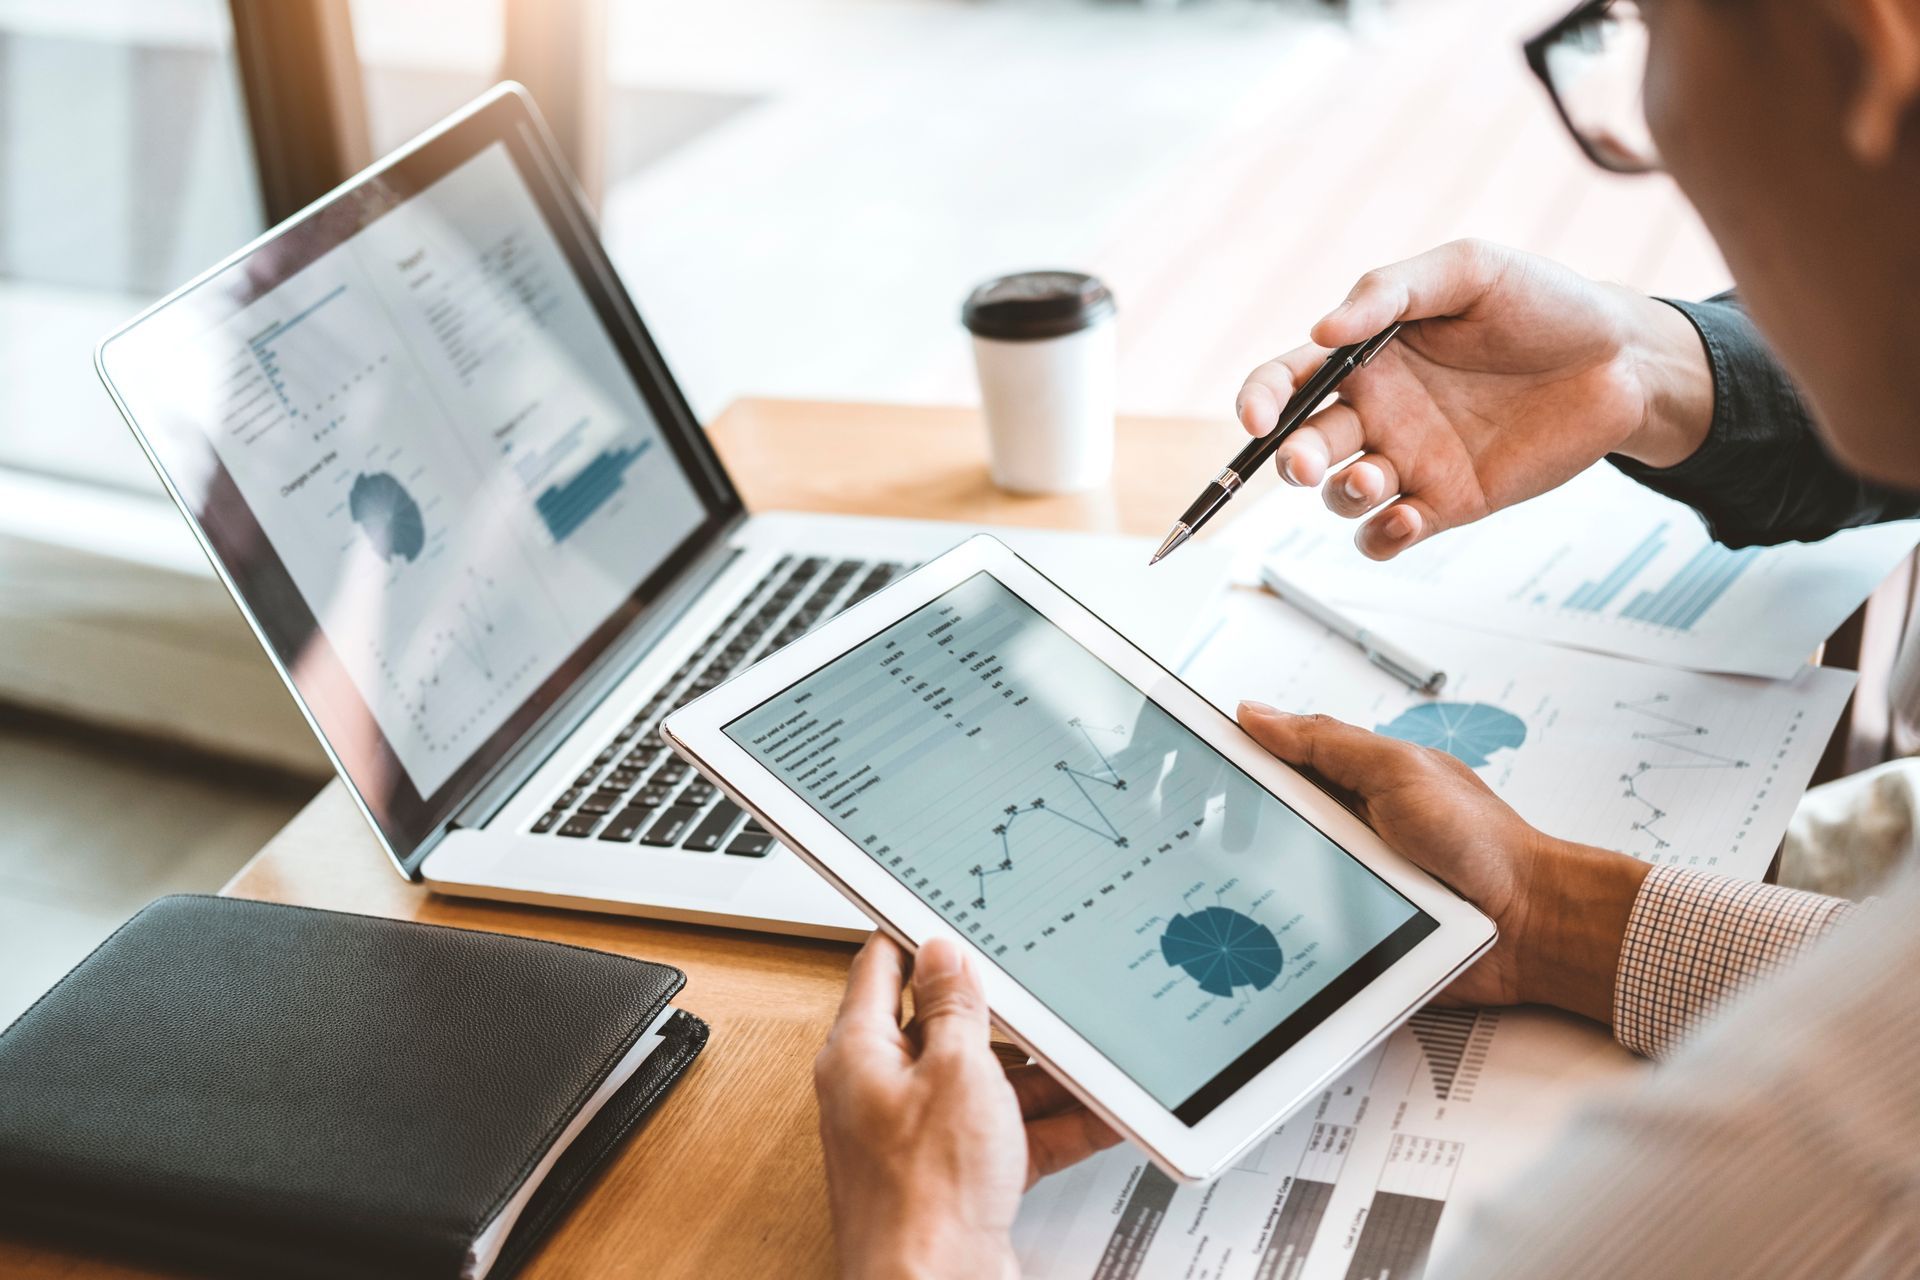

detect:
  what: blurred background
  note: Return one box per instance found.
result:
[0,0,1723,1019]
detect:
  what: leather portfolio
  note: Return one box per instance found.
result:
[0,894,708,1279]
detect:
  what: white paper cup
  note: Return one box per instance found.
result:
[963,271,1117,495]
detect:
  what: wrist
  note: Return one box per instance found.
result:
[1514,837,1653,1026]
[844,1220,1019,1280]
[1613,290,1716,469]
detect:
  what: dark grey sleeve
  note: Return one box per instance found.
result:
[1606,292,1920,547]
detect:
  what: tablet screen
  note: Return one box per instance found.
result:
[725,572,1436,1123]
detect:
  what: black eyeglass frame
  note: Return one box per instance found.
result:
[1523,0,1658,176]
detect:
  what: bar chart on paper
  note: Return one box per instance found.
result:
[1230,464,1920,678]
[1405,1007,1498,1103]
[1562,523,1764,630]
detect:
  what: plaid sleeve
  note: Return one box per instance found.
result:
[1613,866,1858,1059]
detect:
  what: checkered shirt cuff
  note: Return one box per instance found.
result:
[1613,866,1856,1059]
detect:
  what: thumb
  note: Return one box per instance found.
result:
[1236,702,1405,795]
[912,936,990,1058]
[1311,239,1508,347]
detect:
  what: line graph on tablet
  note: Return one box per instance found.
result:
[971,719,1131,909]
[726,571,1429,1110]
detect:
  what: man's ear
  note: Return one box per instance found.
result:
[1831,0,1920,164]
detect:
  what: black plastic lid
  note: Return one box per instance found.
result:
[961,270,1116,341]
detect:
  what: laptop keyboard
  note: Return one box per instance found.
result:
[532,554,908,855]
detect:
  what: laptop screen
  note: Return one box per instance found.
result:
[98,90,740,869]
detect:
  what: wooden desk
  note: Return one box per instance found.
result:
[0,398,1234,1280]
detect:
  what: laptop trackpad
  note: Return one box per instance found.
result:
[425,827,755,903]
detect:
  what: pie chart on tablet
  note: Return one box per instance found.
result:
[1160,906,1284,998]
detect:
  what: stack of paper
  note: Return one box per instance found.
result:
[1011,465,1915,1280]
[1015,1004,1637,1280]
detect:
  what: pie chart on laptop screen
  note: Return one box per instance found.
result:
[348,470,426,564]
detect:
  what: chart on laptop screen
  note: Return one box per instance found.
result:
[164,143,705,794]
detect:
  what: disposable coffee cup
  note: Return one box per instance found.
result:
[962,270,1117,495]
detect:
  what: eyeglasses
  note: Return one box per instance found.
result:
[1524,0,1660,174]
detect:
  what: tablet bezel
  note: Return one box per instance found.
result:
[664,534,1495,1181]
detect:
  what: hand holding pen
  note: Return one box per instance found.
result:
[1149,317,1448,694]
[1152,325,1403,565]
[1225,242,1715,563]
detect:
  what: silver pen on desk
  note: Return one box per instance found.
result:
[1258,565,1447,695]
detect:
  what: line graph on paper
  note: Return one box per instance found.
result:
[1616,695,1751,853]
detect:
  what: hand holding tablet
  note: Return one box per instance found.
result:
[665,535,1493,1180]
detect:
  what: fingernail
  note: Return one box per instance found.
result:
[1280,454,1301,484]
[1341,473,1366,502]
[918,936,962,979]
[1237,700,1278,718]
[1390,509,1417,539]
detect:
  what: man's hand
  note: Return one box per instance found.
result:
[1236,240,1714,560]
[1236,702,1652,1022]
[815,935,1120,1280]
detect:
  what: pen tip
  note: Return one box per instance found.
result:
[1150,524,1191,567]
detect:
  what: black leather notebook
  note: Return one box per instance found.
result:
[0,895,708,1280]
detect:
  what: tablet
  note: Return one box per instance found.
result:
[663,535,1494,1181]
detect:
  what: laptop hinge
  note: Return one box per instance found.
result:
[434,520,749,846]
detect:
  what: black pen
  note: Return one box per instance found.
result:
[1150,323,1402,565]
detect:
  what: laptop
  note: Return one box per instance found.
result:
[95,85,1229,939]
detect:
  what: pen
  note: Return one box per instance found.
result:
[1258,565,1447,695]
[1150,323,1402,565]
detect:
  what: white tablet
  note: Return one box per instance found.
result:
[663,534,1494,1181]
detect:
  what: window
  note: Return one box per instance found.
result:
[348,0,503,155]
[0,0,262,492]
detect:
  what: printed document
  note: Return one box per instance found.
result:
[1182,589,1854,879]
[1223,464,1919,680]
[1014,1006,1637,1280]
